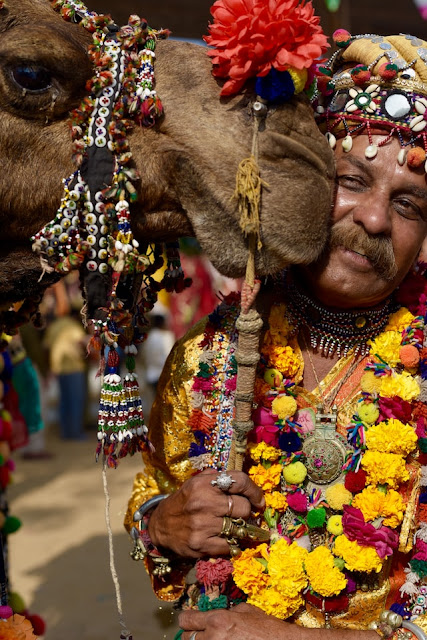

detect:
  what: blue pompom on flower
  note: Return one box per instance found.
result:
[278,430,301,453]
[255,68,296,104]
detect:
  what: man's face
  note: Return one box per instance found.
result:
[301,134,427,309]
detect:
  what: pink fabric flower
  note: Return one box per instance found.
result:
[294,409,315,434]
[225,375,237,394]
[342,506,398,559]
[413,539,427,561]
[195,557,233,589]
[378,396,413,423]
[252,407,279,446]
[287,491,308,513]
[192,377,214,393]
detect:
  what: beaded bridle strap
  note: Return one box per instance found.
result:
[31,1,191,464]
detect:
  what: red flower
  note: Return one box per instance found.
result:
[342,506,398,559]
[204,0,329,96]
[378,396,413,423]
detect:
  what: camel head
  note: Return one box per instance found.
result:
[0,0,334,313]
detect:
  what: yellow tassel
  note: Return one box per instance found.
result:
[233,154,268,252]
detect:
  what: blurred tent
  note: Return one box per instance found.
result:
[88,0,427,40]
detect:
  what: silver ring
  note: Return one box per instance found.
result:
[211,471,236,492]
[189,632,198,640]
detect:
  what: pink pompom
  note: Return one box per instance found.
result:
[0,605,13,619]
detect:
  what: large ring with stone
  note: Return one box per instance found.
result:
[211,470,236,492]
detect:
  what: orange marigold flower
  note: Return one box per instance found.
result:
[249,464,282,491]
[0,614,38,640]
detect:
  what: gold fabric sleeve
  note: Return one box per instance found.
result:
[125,318,208,532]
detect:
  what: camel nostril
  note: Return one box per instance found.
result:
[11,65,53,93]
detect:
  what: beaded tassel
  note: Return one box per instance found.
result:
[121,345,151,458]
[97,348,130,466]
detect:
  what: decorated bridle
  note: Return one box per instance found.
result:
[31,0,191,467]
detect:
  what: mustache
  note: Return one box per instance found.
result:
[328,220,398,282]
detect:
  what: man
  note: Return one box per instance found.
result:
[126,32,427,640]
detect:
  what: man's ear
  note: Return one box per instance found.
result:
[420,236,427,263]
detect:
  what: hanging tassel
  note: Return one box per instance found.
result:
[162,242,192,293]
[97,347,129,465]
[120,344,152,458]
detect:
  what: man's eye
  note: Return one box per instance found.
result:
[11,65,53,93]
[394,199,422,220]
[336,175,365,190]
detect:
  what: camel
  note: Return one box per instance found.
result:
[0,0,335,321]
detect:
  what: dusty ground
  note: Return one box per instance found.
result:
[7,427,180,640]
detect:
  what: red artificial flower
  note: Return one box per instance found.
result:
[204,0,329,96]
[378,396,413,423]
[195,558,234,589]
[342,506,398,559]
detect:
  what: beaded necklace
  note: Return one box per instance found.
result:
[186,267,427,627]
[285,278,396,358]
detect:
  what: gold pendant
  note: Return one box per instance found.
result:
[301,404,351,492]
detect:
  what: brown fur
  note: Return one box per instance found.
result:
[0,0,335,306]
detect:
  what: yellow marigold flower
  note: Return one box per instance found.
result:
[327,515,344,536]
[248,589,304,620]
[360,371,382,395]
[268,539,308,598]
[254,378,272,405]
[282,461,307,485]
[365,419,417,456]
[249,442,281,463]
[265,491,288,512]
[325,483,352,511]
[334,535,382,573]
[305,546,347,597]
[232,544,270,596]
[384,308,415,332]
[380,372,420,403]
[265,305,292,341]
[361,451,409,489]
[271,395,298,421]
[263,345,301,378]
[358,403,379,425]
[352,485,404,529]
[249,464,282,491]
[368,330,402,366]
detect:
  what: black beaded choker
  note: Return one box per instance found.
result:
[284,280,396,358]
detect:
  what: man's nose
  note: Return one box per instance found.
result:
[352,194,392,236]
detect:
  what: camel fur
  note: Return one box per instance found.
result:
[0,0,335,309]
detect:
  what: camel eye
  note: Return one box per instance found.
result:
[11,65,52,93]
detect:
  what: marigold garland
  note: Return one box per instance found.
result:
[185,266,427,622]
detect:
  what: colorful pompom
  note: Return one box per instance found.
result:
[288,68,308,94]
[0,605,13,619]
[333,29,352,48]
[407,147,426,169]
[307,507,326,529]
[327,515,344,536]
[351,65,371,86]
[378,62,398,81]
[271,395,298,421]
[283,461,307,485]
[345,469,367,493]
[27,613,46,636]
[358,402,379,424]
[325,483,352,511]
[400,344,420,368]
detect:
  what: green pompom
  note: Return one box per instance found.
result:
[410,559,427,579]
[334,557,345,571]
[419,438,427,454]
[3,516,21,535]
[307,507,326,529]
[8,591,26,614]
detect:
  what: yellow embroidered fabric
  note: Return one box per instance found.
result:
[124,308,420,627]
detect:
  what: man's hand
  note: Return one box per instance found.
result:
[148,469,265,558]
[179,604,380,640]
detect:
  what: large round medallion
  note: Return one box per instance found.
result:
[302,432,348,484]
